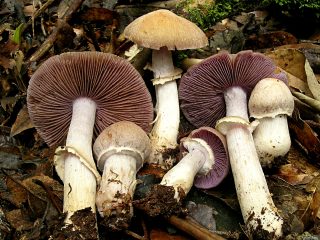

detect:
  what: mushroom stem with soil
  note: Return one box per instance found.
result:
[27,52,153,230]
[179,51,285,239]
[93,121,151,231]
[63,97,97,218]
[134,127,229,216]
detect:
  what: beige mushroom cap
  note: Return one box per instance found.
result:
[249,78,294,119]
[93,121,151,171]
[123,9,208,50]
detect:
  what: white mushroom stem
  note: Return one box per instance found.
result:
[149,47,180,164]
[223,86,283,238]
[96,154,137,217]
[160,139,213,200]
[253,115,291,167]
[64,97,97,220]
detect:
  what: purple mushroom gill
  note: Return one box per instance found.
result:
[27,51,153,223]
[188,127,229,189]
[179,50,285,128]
[28,52,153,147]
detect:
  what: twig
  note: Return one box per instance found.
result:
[28,0,85,62]
[21,0,56,33]
[124,230,145,240]
[167,215,226,240]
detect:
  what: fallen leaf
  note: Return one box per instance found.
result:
[265,48,307,81]
[277,164,313,185]
[5,209,33,231]
[288,113,320,164]
[10,104,34,137]
[305,59,320,101]
[22,175,63,202]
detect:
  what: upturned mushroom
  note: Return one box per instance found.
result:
[93,121,151,230]
[27,52,153,225]
[162,126,229,196]
[134,127,229,216]
[248,78,294,168]
[179,50,285,239]
[124,9,208,166]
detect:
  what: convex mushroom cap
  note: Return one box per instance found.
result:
[27,52,153,224]
[93,121,151,230]
[94,121,151,171]
[123,9,208,51]
[248,78,294,167]
[249,78,294,119]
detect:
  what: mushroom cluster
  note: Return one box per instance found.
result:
[179,50,286,239]
[27,52,153,228]
[26,10,295,239]
[124,9,208,167]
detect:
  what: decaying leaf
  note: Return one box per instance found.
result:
[305,175,320,221]
[0,176,28,208]
[288,113,320,164]
[305,59,320,101]
[10,104,34,137]
[265,48,307,81]
[277,164,314,186]
[5,209,34,231]
[22,175,63,202]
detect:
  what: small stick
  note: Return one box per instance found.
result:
[28,0,85,62]
[167,215,226,240]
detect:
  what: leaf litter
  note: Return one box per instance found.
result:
[0,0,320,239]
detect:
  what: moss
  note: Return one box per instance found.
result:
[177,0,257,30]
[177,0,320,30]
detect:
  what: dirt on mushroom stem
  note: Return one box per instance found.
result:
[133,184,186,217]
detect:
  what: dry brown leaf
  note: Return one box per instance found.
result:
[266,48,307,81]
[277,164,313,185]
[0,177,28,207]
[288,116,320,164]
[22,175,63,202]
[305,60,320,101]
[5,209,33,231]
[10,104,34,137]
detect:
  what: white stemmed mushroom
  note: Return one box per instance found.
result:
[134,127,229,217]
[161,126,229,197]
[124,9,208,167]
[93,121,151,230]
[27,52,153,230]
[249,78,294,168]
[179,51,285,239]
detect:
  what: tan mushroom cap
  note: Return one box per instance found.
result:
[123,9,208,50]
[93,121,151,171]
[249,78,294,119]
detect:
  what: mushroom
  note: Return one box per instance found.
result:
[179,50,285,239]
[27,52,153,225]
[134,127,229,217]
[161,126,229,196]
[248,78,294,168]
[124,9,208,166]
[93,121,151,230]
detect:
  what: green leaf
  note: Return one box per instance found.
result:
[12,23,24,45]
